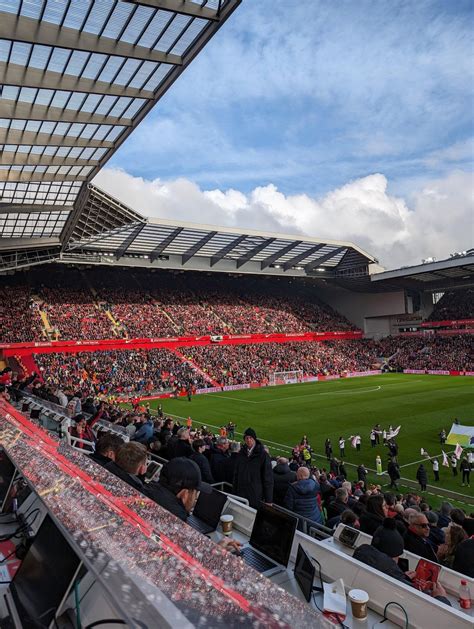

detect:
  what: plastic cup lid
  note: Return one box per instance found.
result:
[348,589,369,603]
[220,514,234,522]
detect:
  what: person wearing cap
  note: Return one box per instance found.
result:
[233,428,273,509]
[147,457,213,522]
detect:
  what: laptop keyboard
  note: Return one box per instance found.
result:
[241,547,277,573]
[187,515,211,534]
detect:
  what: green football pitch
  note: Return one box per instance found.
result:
[144,374,474,504]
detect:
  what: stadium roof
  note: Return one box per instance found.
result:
[371,254,474,292]
[0,183,376,277]
[0,0,240,260]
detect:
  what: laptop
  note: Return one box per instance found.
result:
[187,488,228,535]
[241,504,298,577]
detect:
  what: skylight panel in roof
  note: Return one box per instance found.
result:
[82,53,109,80]
[29,44,52,71]
[97,56,125,84]
[47,48,71,74]
[170,18,208,56]
[82,0,115,35]
[157,14,192,53]
[136,11,173,49]
[142,64,171,92]
[121,98,145,119]
[113,58,142,86]
[128,60,158,90]
[0,39,11,60]
[19,0,42,20]
[63,2,91,31]
[10,40,30,65]
[81,94,102,113]
[0,1,19,17]
[120,4,155,45]
[101,2,135,41]
[41,0,68,26]
[64,49,90,76]
[49,90,70,108]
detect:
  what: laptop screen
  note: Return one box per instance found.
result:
[294,544,315,602]
[250,504,298,567]
[10,514,81,627]
[192,488,227,527]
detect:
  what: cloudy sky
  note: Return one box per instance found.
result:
[95,0,474,268]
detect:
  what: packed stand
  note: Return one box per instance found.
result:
[0,284,44,343]
[183,340,380,385]
[428,290,474,322]
[33,349,208,398]
[376,335,474,371]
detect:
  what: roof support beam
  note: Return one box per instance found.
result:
[0,171,86,183]
[210,234,248,267]
[0,62,155,99]
[182,231,218,264]
[0,100,133,126]
[0,14,183,65]
[0,128,114,149]
[115,222,147,260]
[304,247,346,273]
[260,241,303,270]
[282,244,326,271]
[149,227,184,261]
[0,204,69,215]
[125,0,220,21]
[0,151,98,168]
[235,238,276,269]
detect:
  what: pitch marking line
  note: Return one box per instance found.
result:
[165,412,473,504]
[211,385,382,404]
[208,379,425,405]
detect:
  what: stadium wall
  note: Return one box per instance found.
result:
[315,285,406,332]
[0,330,363,357]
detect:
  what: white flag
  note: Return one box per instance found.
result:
[387,425,401,440]
[455,443,463,460]
[442,451,449,467]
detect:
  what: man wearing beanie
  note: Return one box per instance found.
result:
[354,519,451,605]
[354,518,412,584]
[233,427,273,509]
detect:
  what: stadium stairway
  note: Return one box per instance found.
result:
[31,295,54,338]
[171,348,222,388]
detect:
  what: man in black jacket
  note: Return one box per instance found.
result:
[233,428,273,508]
[272,457,297,506]
[148,457,212,521]
[404,513,439,563]
[189,439,214,484]
[209,436,230,482]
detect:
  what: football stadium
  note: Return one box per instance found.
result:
[0,1,473,627]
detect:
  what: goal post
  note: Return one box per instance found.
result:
[269,370,304,386]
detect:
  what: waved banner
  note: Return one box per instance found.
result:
[446,423,474,449]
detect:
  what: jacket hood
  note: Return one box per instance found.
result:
[273,462,291,475]
[292,478,317,495]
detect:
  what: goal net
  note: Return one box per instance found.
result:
[269,370,304,386]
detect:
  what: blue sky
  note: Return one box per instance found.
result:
[97,0,473,267]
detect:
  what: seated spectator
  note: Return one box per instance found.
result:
[90,433,124,468]
[354,519,451,605]
[437,524,468,568]
[167,427,194,459]
[284,466,323,524]
[113,442,149,492]
[272,457,297,506]
[148,457,212,522]
[190,439,214,484]
[359,495,387,536]
[326,487,349,521]
[437,502,453,528]
[133,415,154,445]
[69,414,95,451]
[218,440,241,486]
[452,537,474,578]
[210,436,230,482]
[404,513,439,563]
[426,510,445,553]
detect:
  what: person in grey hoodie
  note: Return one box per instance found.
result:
[284,466,323,524]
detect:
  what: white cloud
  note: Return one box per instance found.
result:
[94,167,473,268]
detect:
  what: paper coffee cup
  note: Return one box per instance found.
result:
[348,589,369,620]
[220,514,233,535]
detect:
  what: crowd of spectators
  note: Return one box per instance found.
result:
[0,285,44,343]
[428,290,474,321]
[376,336,474,371]
[33,349,208,398]
[182,340,381,385]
